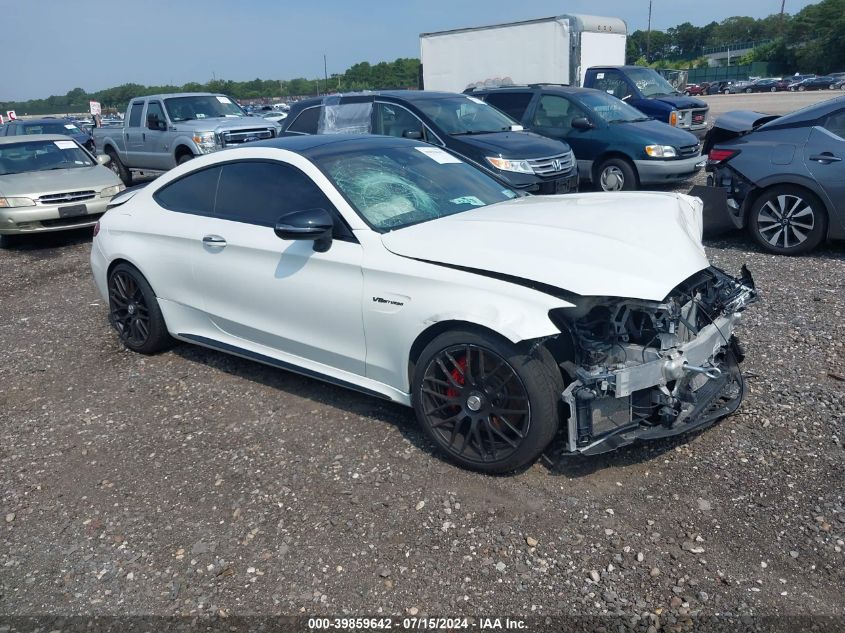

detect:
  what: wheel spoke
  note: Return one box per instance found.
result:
[485,420,519,448]
[435,358,462,389]
[424,400,461,416]
[766,227,784,246]
[789,225,807,244]
[763,200,782,220]
[493,413,526,439]
[443,351,466,381]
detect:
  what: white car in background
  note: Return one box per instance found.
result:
[90,135,757,473]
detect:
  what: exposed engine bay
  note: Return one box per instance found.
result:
[550,266,758,454]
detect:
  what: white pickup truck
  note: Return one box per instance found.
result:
[92,92,282,185]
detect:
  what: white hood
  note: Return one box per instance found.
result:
[381,192,709,302]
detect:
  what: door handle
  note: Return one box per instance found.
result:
[142,133,146,141]
[202,235,227,247]
[809,153,842,163]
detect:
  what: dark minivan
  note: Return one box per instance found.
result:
[471,85,703,191]
[281,91,579,195]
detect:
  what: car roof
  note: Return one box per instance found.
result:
[468,84,597,96]
[0,133,81,145]
[291,90,473,109]
[11,118,74,124]
[131,92,229,101]
[250,133,427,156]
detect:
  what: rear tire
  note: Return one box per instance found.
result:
[748,186,827,255]
[770,86,777,92]
[745,88,753,93]
[595,157,637,192]
[106,149,133,186]
[411,329,563,474]
[107,263,173,354]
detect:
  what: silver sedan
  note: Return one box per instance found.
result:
[0,134,124,245]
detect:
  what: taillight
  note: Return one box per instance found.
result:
[93,220,100,237]
[708,148,740,164]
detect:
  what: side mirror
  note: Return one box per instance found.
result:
[571,117,593,130]
[274,208,334,252]
[97,154,111,166]
[402,129,423,140]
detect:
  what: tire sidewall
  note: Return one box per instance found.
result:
[748,186,827,255]
[596,158,637,192]
[411,329,562,474]
[108,263,173,354]
[106,149,133,186]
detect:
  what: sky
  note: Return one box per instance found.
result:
[0,0,818,101]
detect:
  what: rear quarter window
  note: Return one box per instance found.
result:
[153,166,222,215]
[482,92,533,122]
[287,106,320,134]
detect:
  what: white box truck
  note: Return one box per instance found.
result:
[420,14,628,92]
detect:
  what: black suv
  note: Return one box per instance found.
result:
[280,91,578,195]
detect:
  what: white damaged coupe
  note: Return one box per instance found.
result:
[91,135,757,473]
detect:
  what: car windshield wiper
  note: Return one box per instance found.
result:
[450,129,503,136]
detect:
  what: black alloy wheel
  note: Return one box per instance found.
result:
[412,330,562,473]
[107,263,173,353]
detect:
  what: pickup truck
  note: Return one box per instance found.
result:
[584,66,709,138]
[93,92,282,185]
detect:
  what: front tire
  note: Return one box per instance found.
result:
[411,329,562,474]
[177,153,194,165]
[745,88,753,93]
[107,263,173,354]
[596,157,637,192]
[106,149,133,186]
[749,186,827,255]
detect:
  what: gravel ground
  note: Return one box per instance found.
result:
[1,171,843,630]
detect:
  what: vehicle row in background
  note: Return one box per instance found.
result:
[281,91,580,195]
[419,16,710,138]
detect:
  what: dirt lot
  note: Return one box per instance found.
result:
[1,173,844,630]
[700,90,841,118]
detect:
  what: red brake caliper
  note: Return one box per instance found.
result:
[446,356,468,399]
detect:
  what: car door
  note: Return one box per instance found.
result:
[143,165,224,312]
[527,94,599,177]
[124,100,145,163]
[192,159,366,375]
[140,100,170,170]
[804,110,845,233]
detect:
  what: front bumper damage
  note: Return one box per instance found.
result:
[554,266,757,455]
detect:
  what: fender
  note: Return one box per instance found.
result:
[170,134,203,165]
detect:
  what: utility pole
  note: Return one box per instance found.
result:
[324,55,329,95]
[646,0,653,62]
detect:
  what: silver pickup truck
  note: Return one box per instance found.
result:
[92,92,282,185]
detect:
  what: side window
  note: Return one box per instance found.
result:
[153,166,221,215]
[532,95,588,130]
[146,102,166,130]
[128,102,144,128]
[287,107,320,134]
[821,110,845,140]
[215,161,352,239]
[374,103,424,139]
[483,92,533,122]
[591,71,632,101]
